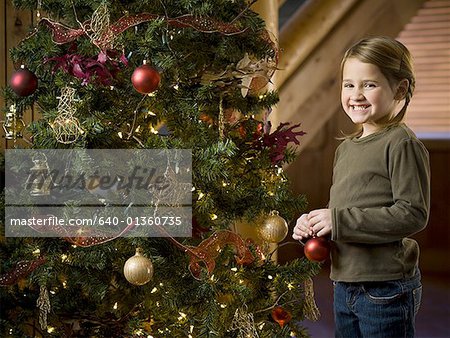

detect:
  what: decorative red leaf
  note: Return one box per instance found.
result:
[254,123,306,164]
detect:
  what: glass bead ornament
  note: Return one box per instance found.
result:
[10,65,38,96]
[257,210,288,243]
[123,248,153,286]
[131,63,161,94]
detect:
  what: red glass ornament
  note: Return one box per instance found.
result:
[10,68,38,96]
[271,306,292,328]
[131,64,160,94]
[304,236,331,262]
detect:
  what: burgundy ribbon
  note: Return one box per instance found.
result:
[40,13,247,50]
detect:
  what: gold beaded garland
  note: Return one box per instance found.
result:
[123,248,153,286]
[257,210,288,243]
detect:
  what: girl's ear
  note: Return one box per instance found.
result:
[395,79,409,100]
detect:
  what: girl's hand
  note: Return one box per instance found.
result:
[292,213,313,241]
[308,209,332,237]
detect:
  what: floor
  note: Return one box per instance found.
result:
[302,267,450,338]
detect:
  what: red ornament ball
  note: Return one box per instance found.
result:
[304,236,331,262]
[271,306,292,328]
[10,68,38,96]
[131,64,160,94]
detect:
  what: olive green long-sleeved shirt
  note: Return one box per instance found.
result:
[329,124,430,282]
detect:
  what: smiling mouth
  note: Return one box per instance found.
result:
[351,105,370,111]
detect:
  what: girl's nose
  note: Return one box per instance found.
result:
[350,89,364,100]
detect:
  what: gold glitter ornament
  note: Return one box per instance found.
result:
[123,248,153,286]
[257,210,288,243]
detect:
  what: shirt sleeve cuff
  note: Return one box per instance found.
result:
[331,207,339,241]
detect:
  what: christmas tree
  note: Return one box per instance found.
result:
[1,0,321,337]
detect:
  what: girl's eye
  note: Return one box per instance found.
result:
[343,83,353,88]
[364,83,376,88]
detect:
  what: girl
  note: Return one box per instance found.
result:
[293,36,430,338]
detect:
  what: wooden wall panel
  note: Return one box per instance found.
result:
[1,2,35,150]
[3,2,34,150]
[0,1,6,150]
[413,140,450,274]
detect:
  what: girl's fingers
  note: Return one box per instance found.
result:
[293,227,309,238]
[308,214,321,226]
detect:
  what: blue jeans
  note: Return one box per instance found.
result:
[333,271,422,338]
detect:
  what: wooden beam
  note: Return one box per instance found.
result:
[252,0,279,38]
[272,0,426,153]
[275,0,359,89]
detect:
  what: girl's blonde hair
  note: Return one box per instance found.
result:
[340,36,415,138]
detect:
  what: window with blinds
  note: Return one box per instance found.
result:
[397,0,450,139]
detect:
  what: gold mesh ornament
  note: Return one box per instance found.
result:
[86,2,113,49]
[50,87,84,144]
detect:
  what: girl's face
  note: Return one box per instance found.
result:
[341,57,402,137]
